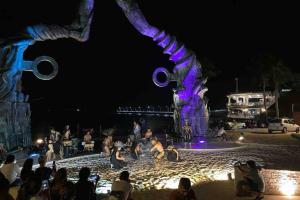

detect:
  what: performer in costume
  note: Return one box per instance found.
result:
[150,138,165,160]
[62,125,72,158]
[110,141,126,169]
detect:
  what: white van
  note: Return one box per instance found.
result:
[268,118,300,133]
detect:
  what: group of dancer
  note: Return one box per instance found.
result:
[101,121,180,170]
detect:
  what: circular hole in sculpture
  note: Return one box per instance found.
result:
[157,72,167,83]
[36,61,54,76]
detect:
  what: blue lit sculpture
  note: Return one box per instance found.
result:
[116,0,209,136]
[0,0,94,149]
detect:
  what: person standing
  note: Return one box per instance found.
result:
[182,120,192,143]
[63,125,72,158]
[133,121,141,141]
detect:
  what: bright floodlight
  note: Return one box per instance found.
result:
[238,136,244,141]
[279,176,297,196]
[36,138,44,144]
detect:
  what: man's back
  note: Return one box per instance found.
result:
[0,163,20,184]
[75,180,95,200]
[111,180,132,200]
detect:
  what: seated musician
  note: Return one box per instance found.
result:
[84,131,92,144]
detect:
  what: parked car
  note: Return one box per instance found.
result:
[268,118,300,133]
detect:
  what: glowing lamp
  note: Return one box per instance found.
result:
[199,140,205,144]
[238,136,244,141]
[36,138,44,144]
[279,176,297,196]
[261,108,266,112]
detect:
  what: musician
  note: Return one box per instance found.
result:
[63,125,72,141]
[63,125,72,158]
[150,138,165,160]
[102,134,113,157]
[84,131,92,144]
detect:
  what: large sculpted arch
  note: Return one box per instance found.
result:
[115,0,209,137]
[0,0,94,149]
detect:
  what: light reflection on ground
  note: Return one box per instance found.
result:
[51,143,300,194]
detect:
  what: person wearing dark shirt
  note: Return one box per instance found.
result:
[169,178,197,200]
[20,158,34,183]
[75,167,98,200]
[35,155,55,181]
[0,175,15,200]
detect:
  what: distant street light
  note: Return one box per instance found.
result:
[235,78,239,93]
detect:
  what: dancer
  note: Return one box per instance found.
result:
[110,141,126,169]
[130,142,142,160]
[182,120,192,143]
[150,138,165,160]
[166,145,179,162]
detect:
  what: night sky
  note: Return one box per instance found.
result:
[1,0,300,130]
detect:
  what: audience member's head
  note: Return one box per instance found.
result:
[179,178,192,191]
[38,155,47,167]
[54,168,67,183]
[119,171,130,182]
[4,154,15,164]
[23,158,34,171]
[79,167,91,181]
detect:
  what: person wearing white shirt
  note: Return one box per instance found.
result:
[0,154,21,185]
[110,171,133,200]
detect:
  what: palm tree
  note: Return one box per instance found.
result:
[254,54,293,118]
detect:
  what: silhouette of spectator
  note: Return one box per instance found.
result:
[21,158,34,183]
[35,155,55,181]
[16,175,42,200]
[0,175,14,200]
[169,178,196,200]
[75,167,98,200]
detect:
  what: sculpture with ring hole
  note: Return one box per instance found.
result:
[116,0,209,137]
[0,0,94,150]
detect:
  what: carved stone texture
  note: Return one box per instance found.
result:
[0,0,94,150]
[116,0,209,136]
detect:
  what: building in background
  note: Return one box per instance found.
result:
[227,92,275,120]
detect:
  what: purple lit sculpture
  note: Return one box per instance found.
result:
[116,0,209,136]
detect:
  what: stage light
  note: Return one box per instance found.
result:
[279,173,297,196]
[36,138,44,144]
[261,108,266,112]
[199,140,205,144]
[238,136,244,141]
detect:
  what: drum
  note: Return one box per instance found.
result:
[63,140,72,147]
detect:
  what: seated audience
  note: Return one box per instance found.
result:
[236,160,265,200]
[110,171,133,200]
[75,167,98,200]
[0,154,21,185]
[169,178,196,200]
[21,158,34,183]
[167,146,179,162]
[17,175,42,200]
[35,156,55,181]
[0,175,14,200]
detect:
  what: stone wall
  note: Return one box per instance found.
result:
[0,101,31,150]
[261,169,300,196]
[235,166,300,196]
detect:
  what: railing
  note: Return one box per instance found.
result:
[116,106,173,117]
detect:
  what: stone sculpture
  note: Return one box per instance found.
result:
[0,0,94,149]
[116,0,209,136]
